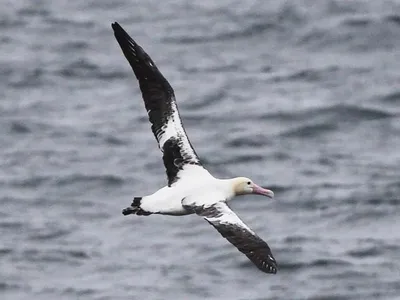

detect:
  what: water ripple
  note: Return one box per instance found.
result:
[347,247,381,258]
[55,174,124,186]
[1,1,400,299]
[277,258,351,271]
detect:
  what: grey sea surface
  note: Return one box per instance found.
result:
[1,0,400,299]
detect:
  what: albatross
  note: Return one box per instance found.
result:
[111,22,277,274]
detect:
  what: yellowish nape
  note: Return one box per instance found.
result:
[231,177,254,195]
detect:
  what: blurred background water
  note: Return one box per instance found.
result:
[1,0,400,299]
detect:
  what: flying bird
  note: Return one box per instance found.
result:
[111,22,277,274]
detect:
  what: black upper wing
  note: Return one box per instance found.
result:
[187,201,277,274]
[112,22,203,186]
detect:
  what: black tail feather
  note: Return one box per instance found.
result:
[122,206,137,215]
[132,197,142,207]
[122,197,152,216]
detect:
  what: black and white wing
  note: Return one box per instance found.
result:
[185,201,277,274]
[112,22,204,186]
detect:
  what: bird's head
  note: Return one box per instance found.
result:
[231,177,274,198]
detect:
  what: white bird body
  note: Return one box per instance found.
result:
[112,22,278,274]
[140,166,215,215]
[140,166,235,216]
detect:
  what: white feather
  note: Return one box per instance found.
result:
[157,99,198,163]
[200,202,256,235]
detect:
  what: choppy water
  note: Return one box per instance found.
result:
[1,1,400,299]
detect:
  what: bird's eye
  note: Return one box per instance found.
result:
[247,181,251,185]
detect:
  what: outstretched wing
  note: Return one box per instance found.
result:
[112,22,203,186]
[184,201,277,274]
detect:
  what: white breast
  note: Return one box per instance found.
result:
[140,165,216,215]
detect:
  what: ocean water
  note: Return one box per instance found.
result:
[1,0,400,299]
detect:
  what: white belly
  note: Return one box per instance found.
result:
[139,166,218,215]
[139,185,194,215]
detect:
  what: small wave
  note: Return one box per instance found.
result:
[163,20,277,45]
[104,135,127,146]
[347,246,381,258]
[307,293,353,300]
[312,269,374,281]
[56,59,126,81]
[54,40,90,55]
[281,122,336,138]
[9,67,45,89]
[61,41,88,51]
[18,5,49,17]
[164,3,305,45]
[271,65,371,84]
[21,248,92,264]
[365,197,400,206]
[276,105,392,139]
[57,59,98,77]
[211,21,276,41]
[342,16,373,28]
[94,69,127,80]
[0,220,25,230]
[9,176,49,188]
[55,174,124,186]
[0,282,21,291]
[205,251,235,264]
[339,207,390,225]
[162,23,273,44]
[299,13,400,51]
[225,135,271,148]
[180,64,240,74]
[212,154,264,166]
[276,258,350,271]
[264,104,392,122]
[85,131,127,146]
[0,18,26,29]
[270,151,292,162]
[237,257,349,272]
[385,14,400,26]
[0,248,13,257]
[334,105,393,119]
[183,90,227,110]
[282,68,328,82]
[62,287,97,296]
[45,16,95,28]
[284,235,319,244]
[381,91,400,103]
[264,184,291,194]
[0,65,13,81]
[58,249,91,259]
[343,182,400,207]
[9,121,31,134]
[29,228,71,241]
[270,66,341,83]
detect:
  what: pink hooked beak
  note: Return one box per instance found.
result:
[252,184,274,198]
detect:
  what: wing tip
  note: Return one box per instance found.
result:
[265,264,278,274]
[259,253,278,274]
[111,21,130,40]
[111,21,121,31]
[111,22,154,67]
[252,255,278,274]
